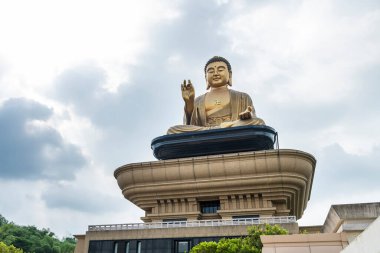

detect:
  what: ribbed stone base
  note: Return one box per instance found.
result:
[114,149,316,221]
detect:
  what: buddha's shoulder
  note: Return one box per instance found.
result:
[194,93,207,103]
[229,89,251,98]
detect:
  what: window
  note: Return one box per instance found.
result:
[125,242,129,253]
[232,215,259,219]
[137,241,141,253]
[162,218,187,222]
[200,200,220,213]
[113,242,118,253]
[176,240,190,253]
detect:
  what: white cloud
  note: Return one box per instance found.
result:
[225,0,380,105]
[0,98,86,180]
[0,0,179,96]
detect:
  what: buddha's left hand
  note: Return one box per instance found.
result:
[239,106,253,120]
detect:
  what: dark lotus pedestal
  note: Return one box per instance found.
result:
[151,125,277,160]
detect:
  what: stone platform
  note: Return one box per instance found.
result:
[114,149,316,222]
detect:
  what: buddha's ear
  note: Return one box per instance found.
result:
[205,74,210,90]
[228,72,233,86]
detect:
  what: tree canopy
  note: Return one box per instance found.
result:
[0,241,24,253]
[0,214,76,253]
[190,224,288,253]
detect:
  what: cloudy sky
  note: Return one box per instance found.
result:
[0,0,379,238]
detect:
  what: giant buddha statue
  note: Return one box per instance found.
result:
[167,56,265,134]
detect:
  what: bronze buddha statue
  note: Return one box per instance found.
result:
[167,56,265,134]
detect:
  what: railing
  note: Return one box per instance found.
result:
[88,216,296,231]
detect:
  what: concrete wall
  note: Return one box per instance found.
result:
[323,202,380,233]
[341,216,380,253]
[74,235,85,253]
[261,233,348,253]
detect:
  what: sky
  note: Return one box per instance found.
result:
[0,0,379,239]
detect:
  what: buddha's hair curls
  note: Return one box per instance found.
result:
[204,56,232,74]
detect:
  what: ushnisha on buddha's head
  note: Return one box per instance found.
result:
[204,56,233,90]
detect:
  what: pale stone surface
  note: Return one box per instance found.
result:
[261,233,348,253]
[341,216,380,253]
[73,235,85,253]
[323,202,380,233]
[114,149,316,221]
[322,202,380,242]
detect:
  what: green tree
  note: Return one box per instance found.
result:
[60,237,76,253]
[190,224,288,253]
[216,238,245,253]
[245,224,288,250]
[0,214,76,253]
[0,215,8,226]
[189,241,217,253]
[0,242,23,253]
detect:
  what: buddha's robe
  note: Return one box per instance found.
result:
[167,89,265,134]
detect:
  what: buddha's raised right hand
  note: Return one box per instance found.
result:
[181,79,195,103]
[181,80,195,123]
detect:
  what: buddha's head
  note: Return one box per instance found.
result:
[204,56,232,90]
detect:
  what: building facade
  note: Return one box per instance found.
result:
[74,124,379,253]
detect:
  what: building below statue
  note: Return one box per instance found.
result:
[74,202,380,253]
[76,217,299,253]
[73,126,380,253]
[115,149,315,222]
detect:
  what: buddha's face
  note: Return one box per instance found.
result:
[205,61,231,89]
